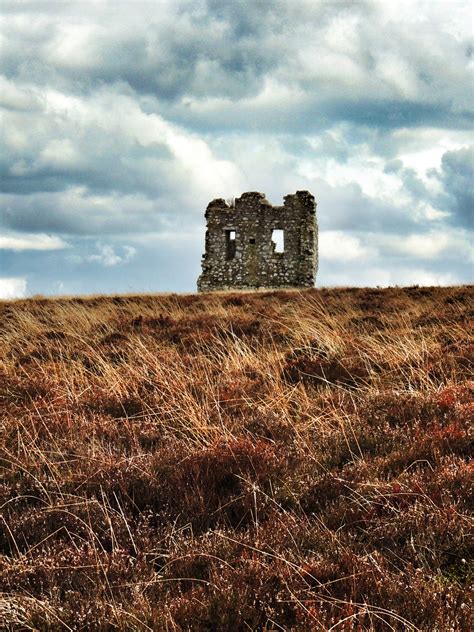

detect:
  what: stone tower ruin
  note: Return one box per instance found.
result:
[197,191,318,292]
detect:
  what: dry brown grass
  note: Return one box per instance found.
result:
[0,286,472,630]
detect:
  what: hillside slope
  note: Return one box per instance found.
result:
[0,287,472,630]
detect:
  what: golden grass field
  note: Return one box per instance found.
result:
[0,286,472,630]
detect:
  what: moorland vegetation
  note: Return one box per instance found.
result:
[0,286,472,630]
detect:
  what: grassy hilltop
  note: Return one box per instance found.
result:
[0,286,472,631]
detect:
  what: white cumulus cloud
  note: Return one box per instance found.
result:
[0,277,27,299]
[70,243,137,267]
[320,231,372,262]
[0,233,68,251]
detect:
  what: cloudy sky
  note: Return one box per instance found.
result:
[1,0,473,297]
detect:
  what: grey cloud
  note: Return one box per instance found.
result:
[0,94,178,197]
[0,80,43,112]
[0,142,174,197]
[435,146,474,228]
[0,1,276,102]
[319,100,473,132]
[384,159,403,174]
[314,179,422,234]
[0,191,169,235]
[382,147,473,232]
[398,167,431,201]
[1,0,472,133]
[157,98,473,140]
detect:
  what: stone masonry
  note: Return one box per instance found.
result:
[197,191,318,291]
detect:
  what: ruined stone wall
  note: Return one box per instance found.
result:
[197,191,318,291]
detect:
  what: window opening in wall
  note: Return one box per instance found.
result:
[272,229,284,253]
[226,229,236,260]
[249,238,255,244]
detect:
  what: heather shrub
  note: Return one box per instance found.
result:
[154,438,281,530]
